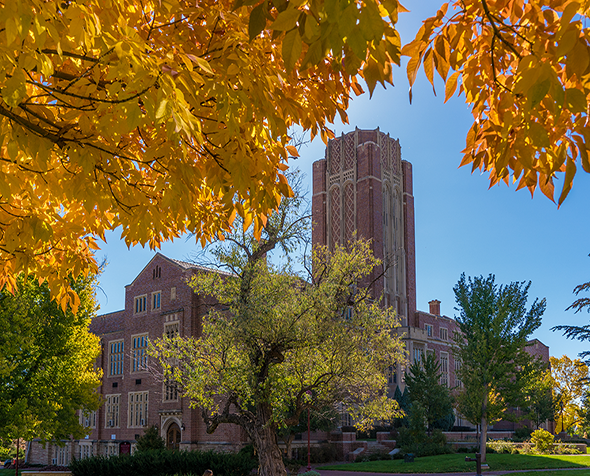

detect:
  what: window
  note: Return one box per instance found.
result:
[104,444,118,457]
[440,352,449,387]
[164,321,180,339]
[82,410,96,429]
[387,364,397,384]
[170,287,176,301]
[54,445,69,465]
[413,347,423,364]
[163,322,180,401]
[439,327,448,341]
[455,359,463,388]
[79,444,93,460]
[128,391,149,428]
[425,324,433,337]
[132,334,148,372]
[109,340,124,376]
[152,291,161,310]
[153,266,161,279]
[105,394,121,428]
[164,378,179,402]
[134,295,147,314]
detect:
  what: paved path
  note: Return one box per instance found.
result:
[315,467,590,476]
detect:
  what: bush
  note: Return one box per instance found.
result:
[531,429,555,453]
[135,426,165,453]
[514,427,533,440]
[70,449,257,476]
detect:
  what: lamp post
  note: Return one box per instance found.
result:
[306,390,312,472]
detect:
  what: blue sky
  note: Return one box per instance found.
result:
[95,1,590,361]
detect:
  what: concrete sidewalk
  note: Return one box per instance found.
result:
[315,467,590,476]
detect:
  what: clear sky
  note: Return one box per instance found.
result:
[95,1,590,361]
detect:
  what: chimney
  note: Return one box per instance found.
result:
[429,299,441,316]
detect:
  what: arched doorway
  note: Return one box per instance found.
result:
[166,423,181,450]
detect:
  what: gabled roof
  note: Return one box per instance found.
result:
[127,252,233,287]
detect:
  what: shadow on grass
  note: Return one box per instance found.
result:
[318,453,590,473]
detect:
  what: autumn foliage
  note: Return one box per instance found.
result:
[0,0,402,306]
[405,0,590,205]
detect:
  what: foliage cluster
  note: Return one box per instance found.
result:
[531,429,555,453]
[453,273,545,461]
[135,426,165,453]
[0,0,402,308]
[0,274,101,442]
[69,449,257,476]
[550,355,589,434]
[150,183,404,476]
[403,353,455,433]
[486,438,582,456]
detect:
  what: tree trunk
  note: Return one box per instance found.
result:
[253,425,288,476]
[480,389,488,463]
[284,433,295,460]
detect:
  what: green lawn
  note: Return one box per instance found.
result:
[318,453,590,473]
[515,472,590,476]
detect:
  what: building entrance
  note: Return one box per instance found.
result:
[166,423,181,450]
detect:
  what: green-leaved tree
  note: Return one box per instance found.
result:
[404,353,454,434]
[0,274,102,443]
[151,183,404,476]
[453,274,545,462]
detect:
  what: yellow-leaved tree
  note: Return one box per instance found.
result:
[6,0,590,306]
[404,0,590,205]
[0,0,402,307]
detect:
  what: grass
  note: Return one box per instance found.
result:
[515,472,590,476]
[318,453,590,473]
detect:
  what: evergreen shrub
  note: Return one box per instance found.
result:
[70,449,256,476]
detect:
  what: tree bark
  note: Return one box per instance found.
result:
[284,433,295,460]
[252,424,288,476]
[480,388,488,463]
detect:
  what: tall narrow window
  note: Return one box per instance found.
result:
[454,359,463,388]
[109,340,124,376]
[439,327,448,341]
[105,394,120,428]
[152,291,161,310]
[440,352,449,387]
[163,322,180,401]
[132,334,148,372]
[134,295,147,314]
[425,324,433,337]
[82,411,96,429]
[128,391,149,427]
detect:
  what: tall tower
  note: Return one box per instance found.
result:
[312,128,417,324]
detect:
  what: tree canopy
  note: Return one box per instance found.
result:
[550,354,588,434]
[6,0,590,308]
[0,0,401,308]
[0,273,102,443]
[404,352,454,433]
[453,273,545,461]
[150,183,404,476]
[405,0,590,205]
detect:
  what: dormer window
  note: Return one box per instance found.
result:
[153,266,161,279]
